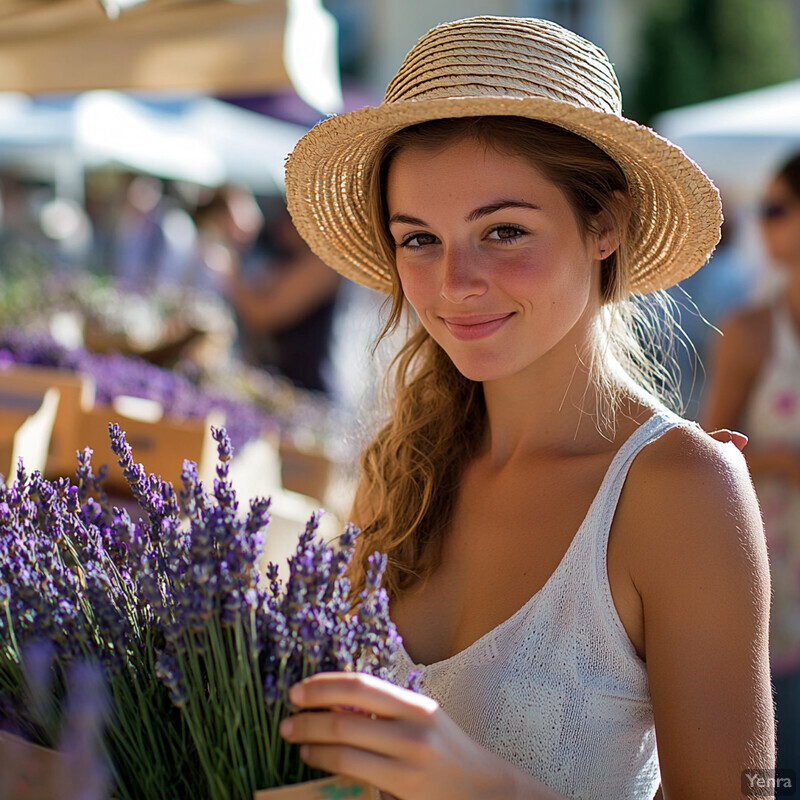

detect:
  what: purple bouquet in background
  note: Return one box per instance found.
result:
[0,327,278,452]
[0,425,405,799]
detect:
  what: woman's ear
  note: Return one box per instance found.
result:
[594,189,631,260]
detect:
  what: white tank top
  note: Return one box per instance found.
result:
[391,409,691,800]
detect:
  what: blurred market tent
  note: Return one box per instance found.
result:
[0,90,309,196]
[655,80,800,210]
[0,0,343,194]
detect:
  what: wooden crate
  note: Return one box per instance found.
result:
[0,732,375,800]
[0,731,65,800]
[78,399,220,493]
[279,440,333,505]
[0,363,95,479]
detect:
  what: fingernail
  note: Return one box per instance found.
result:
[299,744,309,761]
[279,718,293,737]
[289,683,305,703]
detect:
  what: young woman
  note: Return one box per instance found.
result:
[279,16,774,800]
[704,152,800,774]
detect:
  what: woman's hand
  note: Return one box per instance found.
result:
[707,429,800,483]
[279,672,541,800]
[707,428,748,450]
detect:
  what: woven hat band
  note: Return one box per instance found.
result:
[384,17,622,115]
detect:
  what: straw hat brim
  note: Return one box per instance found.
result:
[285,95,722,295]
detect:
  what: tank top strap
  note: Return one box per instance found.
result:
[589,409,692,536]
[587,409,695,654]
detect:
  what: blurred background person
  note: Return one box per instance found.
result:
[704,151,800,772]
[669,209,754,418]
[189,184,264,294]
[111,173,173,289]
[224,203,342,396]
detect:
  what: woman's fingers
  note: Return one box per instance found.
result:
[294,741,414,797]
[280,674,454,799]
[708,428,748,451]
[281,710,433,763]
[289,672,438,721]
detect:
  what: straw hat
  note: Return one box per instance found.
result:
[285,16,722,295]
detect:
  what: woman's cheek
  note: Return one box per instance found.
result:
[397,262,436,309]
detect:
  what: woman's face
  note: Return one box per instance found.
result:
[386,136,608,384]
[759,177,800,268]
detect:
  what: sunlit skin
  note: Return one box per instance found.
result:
[279,137,773,800]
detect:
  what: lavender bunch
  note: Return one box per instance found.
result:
[0,327,278,452]
[115,424,404,798]
[85,352,278,451]
[0,453,197,800]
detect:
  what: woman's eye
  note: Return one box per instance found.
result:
[489,225,525,242]
[398,232,438,248]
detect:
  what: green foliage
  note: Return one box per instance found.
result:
[627,0,797,123]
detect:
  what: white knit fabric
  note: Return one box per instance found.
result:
[391,409,691,800]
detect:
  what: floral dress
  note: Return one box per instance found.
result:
[742,302,800,676]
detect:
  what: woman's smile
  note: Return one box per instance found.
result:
[442,313,515,341]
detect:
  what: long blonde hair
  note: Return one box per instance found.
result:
[349,116,683,599]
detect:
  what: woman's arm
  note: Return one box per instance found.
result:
[616,425,774,800]
[226,251,341,335]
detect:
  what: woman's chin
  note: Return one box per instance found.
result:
[448,357,518,384]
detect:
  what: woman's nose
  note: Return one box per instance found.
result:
[439,246,487,302]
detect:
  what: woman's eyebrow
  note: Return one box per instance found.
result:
[388,213,426,226]
[389,200,540,228]
[465,200,540,222]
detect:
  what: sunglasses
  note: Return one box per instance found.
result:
[758,200,795,220]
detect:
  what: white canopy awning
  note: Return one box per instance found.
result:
[654,80,800,201]
[0,91,309,193]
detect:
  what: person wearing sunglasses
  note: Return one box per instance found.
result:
[705,151,800,774]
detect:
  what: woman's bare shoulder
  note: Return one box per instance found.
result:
[616,420,766,584]
[616,421,773,791]
[629,421,760,526]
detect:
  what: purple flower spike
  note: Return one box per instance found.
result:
[211,426,233,465]
[179,458,208,518]
[405,669,423,693]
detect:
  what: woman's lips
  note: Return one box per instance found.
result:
[442,313,513,341]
